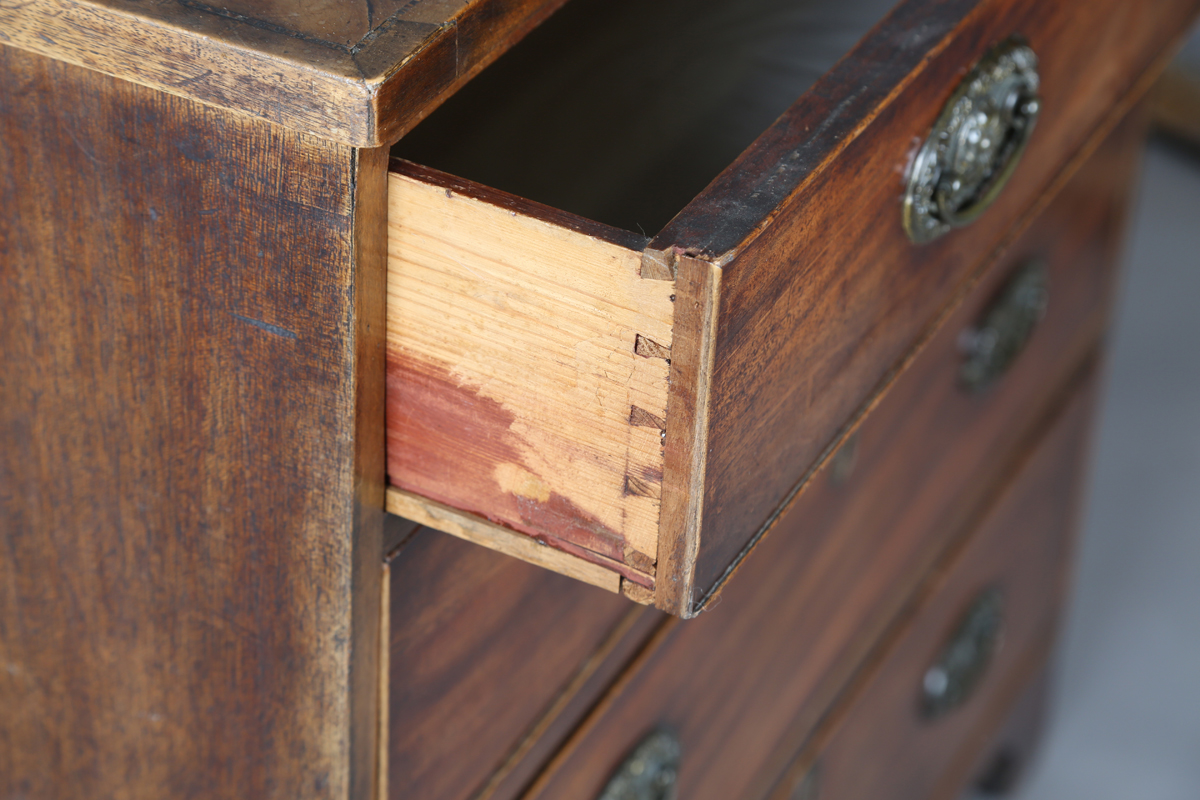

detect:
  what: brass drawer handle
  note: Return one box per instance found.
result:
[599,729,681,800]
[959,260,1049,393]
[904,37,1041,243]
[920,587,1005,720]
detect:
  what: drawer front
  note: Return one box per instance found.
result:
[382,0,1195,613]
[513,114,1134,800]
[767,381,1095,800]
[677,0,1199,611]
[382,524,655,800]
[525,365,1100,800]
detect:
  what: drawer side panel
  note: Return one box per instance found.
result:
[386,165,673,577]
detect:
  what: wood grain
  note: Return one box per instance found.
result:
[664,0,1200,605]
[473,604,665,800]
[0,0,571,147]
[385,488,624,593]
[738,108,1147,799]
[351,143,391,800]
[383,527,637,800]
[527,364,1101,800]
[768,379,1097,800]
[380,0,1196,610]
[518,115,1138,799]
[0,48,385,799]
[386,162,673,574]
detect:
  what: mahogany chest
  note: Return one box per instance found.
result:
[1,0,1195,797]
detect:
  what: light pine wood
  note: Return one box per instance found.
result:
[386,166,674,577]
[386,487,624,593]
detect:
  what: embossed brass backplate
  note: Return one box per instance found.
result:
[904,37,1041,243]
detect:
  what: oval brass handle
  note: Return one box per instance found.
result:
[920,587,1004,720]
[598,730,681,800]
[959,260,1048,394]
[904,37,1041,243]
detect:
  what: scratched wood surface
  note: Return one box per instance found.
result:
[386,161,672,586]
[0,0,570,146]
[0,47,387,799]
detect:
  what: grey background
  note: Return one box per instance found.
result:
[1007,126,1200,797]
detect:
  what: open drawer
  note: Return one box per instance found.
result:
[383,0,1196,615]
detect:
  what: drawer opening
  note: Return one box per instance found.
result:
[384,0,1179,614]
[392,0,898,237]
[385,0,901,606]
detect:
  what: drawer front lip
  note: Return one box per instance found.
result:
[680,0,1198,606]
[515,115,1137,799]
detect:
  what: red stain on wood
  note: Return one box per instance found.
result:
[538,530,655,588]
[514,491,625,562]
[387,352,631,565]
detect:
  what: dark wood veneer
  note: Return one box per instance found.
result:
[383,528,648,800]
[517,113,1139,798]
[766,380,1096,800]
[378,0,1195,612]
[672,0,1200,606]
[0,47,386,799]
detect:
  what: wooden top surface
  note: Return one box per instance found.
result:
[0,0,566,147]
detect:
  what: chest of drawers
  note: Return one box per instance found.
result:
[1,1,1195,798]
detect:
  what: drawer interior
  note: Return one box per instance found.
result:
[393,0,898,236]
